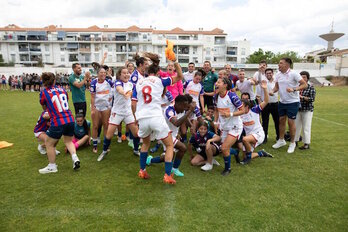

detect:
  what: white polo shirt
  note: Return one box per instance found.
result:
[183,71,196,82]
[274,69,302,104]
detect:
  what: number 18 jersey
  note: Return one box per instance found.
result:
[132,75,172,120]
[40,85,74,126]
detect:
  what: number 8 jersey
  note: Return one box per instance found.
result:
[132,75,173,120]
[40,85,74,126]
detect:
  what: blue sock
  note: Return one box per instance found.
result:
[129,131,134,140]
[103,137,111,152]
[126,132,129,137]
[165,162,173,176]
[181,134,187,142]
[140,152,148,170]
[173,158,182,169]
[118,132,122,138]
[230,148,239,156]
[133,137,140,151]
[223,155,231,171]
[246,152,252,159]
[151,156,162,163]
[93,139,98,148]
[97,126,102,137]
[257,151,263,157]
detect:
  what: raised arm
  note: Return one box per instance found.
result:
[259,80,269,109]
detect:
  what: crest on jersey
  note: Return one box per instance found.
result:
[168,110,175,117]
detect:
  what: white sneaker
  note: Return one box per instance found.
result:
[39,164,58,174]
[126,136,131,142]
[287,142,296,153]
[201,163,213,171]
[97,151,107,161]
[72,155,80,170]
[38,144,46,155]
[133,150,140,156]
[117,137,122,143]
[55,150,60,155]
[212,158,220,166]
[272,139,287,149]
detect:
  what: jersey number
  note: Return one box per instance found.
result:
[142,86,152,104]
[52,94,69,112]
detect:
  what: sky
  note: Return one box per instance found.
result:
[1,0,347,56]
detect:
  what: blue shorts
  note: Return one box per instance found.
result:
[1,80,5,84]
[278,102,300,120]
[46,123,75,139]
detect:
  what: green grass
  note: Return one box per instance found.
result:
[0,87,347,231]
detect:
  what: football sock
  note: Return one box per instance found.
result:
[165,162,173,176]
[103,137,111,152]
[223,155,231,171]
[140,152,147,170]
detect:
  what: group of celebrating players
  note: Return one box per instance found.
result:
[35,46,277,185]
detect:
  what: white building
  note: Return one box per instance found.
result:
[0,24,250,68]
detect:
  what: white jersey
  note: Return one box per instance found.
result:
[215,91,243,130]
[90,79,113,109]
[236,79,255,100]
[183,71,195,82]
[132,75,173,120]
[164,105,179,138]
[241,105,263,135]
[184,80,204,109]
[112,80,134,115]
[275,69,302,104]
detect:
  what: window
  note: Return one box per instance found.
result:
[193,46,198,54]
[193,35,198,40]
[60,44,65,51]
[166,35,177,40]
[241,48,246,56]
[178,36,190,40]
[143,34,147,40]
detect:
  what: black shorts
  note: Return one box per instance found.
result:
[198,142,220,160]
[204,95,214,108]
[46,123,74,139]
[74,102,87,117]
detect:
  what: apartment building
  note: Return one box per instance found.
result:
[0,24,250,68]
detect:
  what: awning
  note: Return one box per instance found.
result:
[67,43,78,49]
[27,31,47,36]
[57,31,66,38]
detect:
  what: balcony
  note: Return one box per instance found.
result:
[17,35,26,41]
[79,47,91,53]
[214,36,226,45]
[29,47,41,52]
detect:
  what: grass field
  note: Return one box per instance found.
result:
[0,87,347,231]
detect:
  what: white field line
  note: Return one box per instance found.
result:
[313,116,348,128]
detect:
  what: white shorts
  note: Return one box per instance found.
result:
[109,113,135,126]
[34,131,45,138]
[138,117,171,140]
[95,105,110,112]
[221,126,243,143]
[250,130,265,150]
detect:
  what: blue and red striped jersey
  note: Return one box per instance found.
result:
[34,111,49,133]
[39,85,74,126]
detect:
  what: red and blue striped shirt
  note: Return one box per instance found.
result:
[39,85,74,126]
[34,111,49,133]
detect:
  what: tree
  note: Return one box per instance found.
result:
[246,48,301,64]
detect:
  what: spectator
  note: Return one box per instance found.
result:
[295,71,316,150]
[202,61,218,108]
[160,61,183,99]
[224,64,238,86]
[183,62,196,82]
[69,63,90,117]
[270,58,308,153]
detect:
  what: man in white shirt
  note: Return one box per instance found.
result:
[183,62,196,82]
[270,58,307,153]
[256,68,279,144]
[235,69,256,101]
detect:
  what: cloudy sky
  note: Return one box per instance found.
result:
[1,0,347,56]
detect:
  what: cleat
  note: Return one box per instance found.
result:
[55,150,60,156]
[133,150,140,156]
[117,137,122,143]
[128,140,134,149]
[163,173,176,184]
[287,142,296,153]
[72,155,80,170]
[201,163,213,171]
[299,144,310,150]
[171,168,184,177]
[97,151,108,162]
[38,144,47,155]
[138,169,150,179]
[272,139,286,149]
[221,169,231,176]
[240,158,251,165]
[146,155,153,166]
[261,149,273,158]
[39,165,58,174]
[212,158,220,166]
